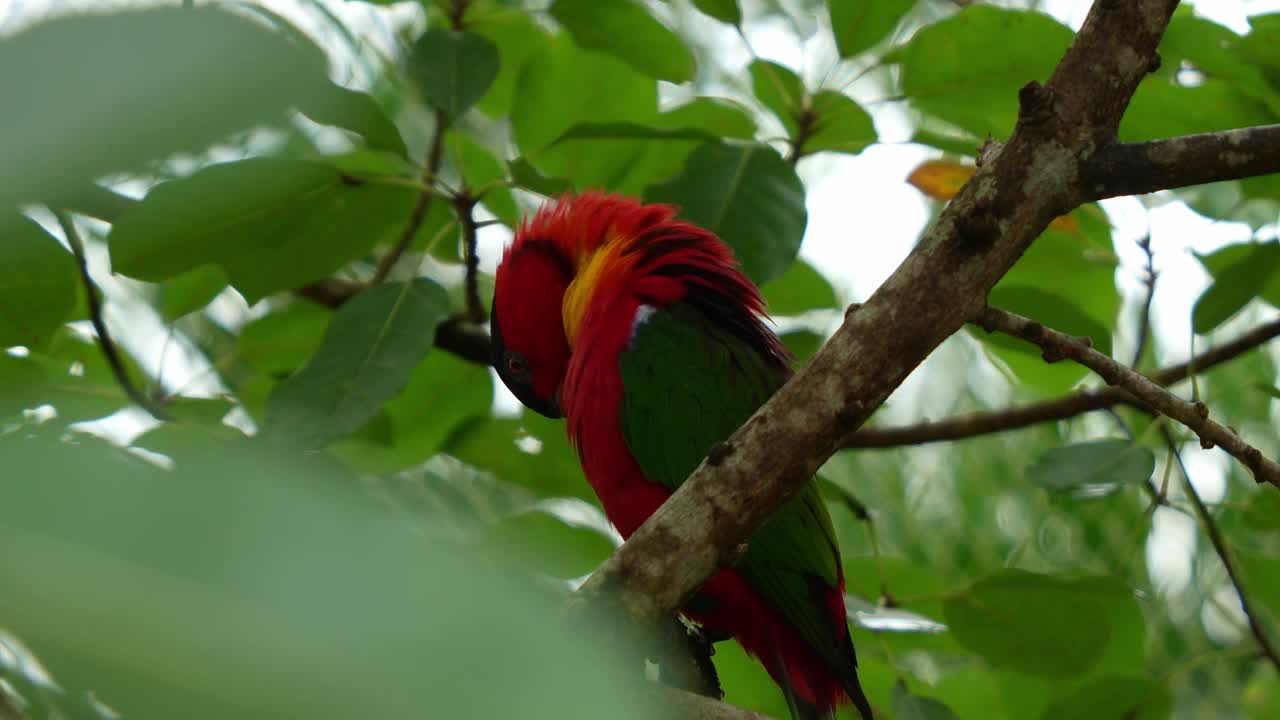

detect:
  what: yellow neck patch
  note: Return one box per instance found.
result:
[562,236,625,346]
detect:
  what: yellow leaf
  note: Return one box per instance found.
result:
[907,159,973,200]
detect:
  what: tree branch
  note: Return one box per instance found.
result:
[56,212,169,421]
[976,306,1280,488]
[663,688,773,720]
[1162,427,1280,673]
[1084,124,1280,201]
[455,193,486,323]
[572,0,1180,628]
[370,108,449,285]
[844,317,1280,448]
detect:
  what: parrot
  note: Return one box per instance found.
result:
[490,192,873,720]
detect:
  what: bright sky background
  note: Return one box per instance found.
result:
[3,0,1278,632]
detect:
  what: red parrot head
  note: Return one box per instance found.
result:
[492,191,773,419]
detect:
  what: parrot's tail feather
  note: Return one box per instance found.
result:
[841,671,873,720]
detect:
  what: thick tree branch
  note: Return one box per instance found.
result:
[977,306,1280,488]
[573,0,1180,627]
[1163,427,1280,673]
[844,317,1280,448]
[1084,125,1280,200]
[664,688,773,720]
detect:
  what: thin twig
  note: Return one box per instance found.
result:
[56,212,168,421]
[1162,426,1280,673]
[844,318,1280,449]
[456,193,486,323]
[371,108,449,285]
[1131,235,1156,369]
[977,306,1280,488]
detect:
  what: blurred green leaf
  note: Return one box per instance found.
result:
[1121,78,1273,142]
[449,131,519,225]
[108,157,417,303]
[691,0,741,25]
[660,97,757,140]
[1042,675,1171,720]
[0,7,330,213]
[0,214,76,349]
[510,157,575,197]
[887,6,1073,139]
[470,9,550,118]
[1197,241,1280,308]
[237,302,332,376]
[943,570,1129,676]
[489,507,615,578]
[1192,241,1280,334]
[0,354,47,417]
[1025,440,1156,493]
[780,330,824,364]
[0,430,656,720]
[829,0,914,58]
[549,0,694,83]
[1158,12,1280,115]
[157,265,229,323]
[803,91,877,156]
[1242,490,1280,532]
[263,279,450,449]
[297,82,408,158]
[552,123,720,144]
[762,260,839,315]
[407,29,500,119]
[645,142,806,284]
[383,350,494,466]
[749,60,805,135]
[892,682,961,720]
[445,412,593,503]
[511,34,658,191]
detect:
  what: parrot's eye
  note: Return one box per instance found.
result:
[504,351,532,382]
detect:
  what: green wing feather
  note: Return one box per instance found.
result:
[618,303,847,669]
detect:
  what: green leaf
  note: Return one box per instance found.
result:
[108,157,417,303]
[449,132,518,225]
[297,82,408,158]
[1042,675,1171,720]
[0,354,47,416]
[383,350,494,466]
[157,265,229,323]
[0,214,76,349]
[1243,489,1280,531]
[1121,78,1273,142]
[1192,242,1280,334]
[659,97,757,140]
[943,570,1127,676]
[444,413,594,503]
[762,260,838,315]
[644,142,806,285]
[510,157,574,197]
[749,60,804,135]
[977,207,1118,395]
[407,29,500,119]
[691,0,741,25]
[887,6,1074,139]
[263,279,450,449]
[551,123,720,145]
[511,33,658,191]
[549,0,694,83]
[1025,440,1156,493]
[470,10,550,118]
[803,91,877,156]
[1197,241,1280,308]
[892,683,960,720]
[0,7,330,213]
[489,508,616,578]
[829,0,914,58]
[779,330,823,364]
[237,302,332,376]
[1158,12,1280,116]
